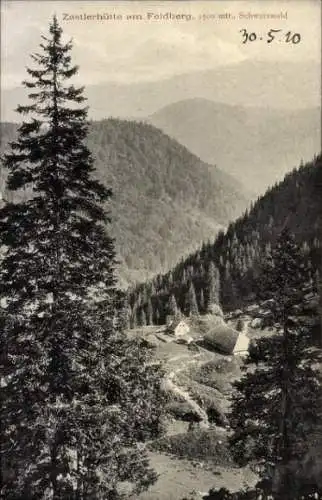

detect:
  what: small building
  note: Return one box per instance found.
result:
[204,324,250,356]
[166,315,190,338]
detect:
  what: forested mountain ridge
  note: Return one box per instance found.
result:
[0,119,249,285]
[128,154,322,326]
[148,99,321,194]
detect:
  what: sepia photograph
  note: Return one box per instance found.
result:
[0,1,321,498]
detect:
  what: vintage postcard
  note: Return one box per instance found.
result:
[1,1,321,499]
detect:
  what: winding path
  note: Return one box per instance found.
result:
[163,353,209,428]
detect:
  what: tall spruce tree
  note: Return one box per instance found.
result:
[199,288,205,313]
[0,16,164,499]
[185,280,198,316]
[167,293,178,317]
[206,261,220,309]
[146,299,153,326]
[229,228,322,499]
[138,307,147,327]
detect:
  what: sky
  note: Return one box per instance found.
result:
[1,0,321,88]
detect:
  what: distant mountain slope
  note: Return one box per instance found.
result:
[2,60,320,123]
[148,99,321,194]
[0,120,249,285]
[128,154,322,324]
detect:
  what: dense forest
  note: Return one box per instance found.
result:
[0,119,249,285]
[128,154,322,327]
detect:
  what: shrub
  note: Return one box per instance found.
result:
[167,401,202,422]
[149,430,232,465]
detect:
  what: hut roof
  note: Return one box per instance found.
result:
[204,325,240,354]
[189,314,224,336]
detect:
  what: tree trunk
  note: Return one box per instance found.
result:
[50,442,59,500]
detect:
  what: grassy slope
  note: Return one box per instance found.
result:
[134,451,257,500]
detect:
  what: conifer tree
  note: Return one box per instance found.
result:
[206,261,220,309]
[154,306,160,325]
[221,266,235,309]
[146,299,153,326]
[0,16,163,499]
[167,293,178,316]
[138,307,147,327]
[317,268,322,344]
[130,305,138,329]
[185,281,198,316]
[199,288,205,313]
[114,290,131,330]
[230,228,322,499]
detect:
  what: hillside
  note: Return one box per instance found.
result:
[148,99,321,194]
[0,119,249,285]
[126,313,260,499]
[128,154,322,323]
[127,287,321,499]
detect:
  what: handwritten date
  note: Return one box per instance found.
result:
[240,29,301,44]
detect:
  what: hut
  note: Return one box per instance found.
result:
[204,324,249,356]
[166,315,190,338]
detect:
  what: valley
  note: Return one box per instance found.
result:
[148,99,321,194]
[1,6,321,499]
[0,119,249,285]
